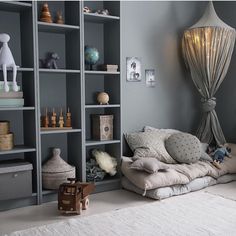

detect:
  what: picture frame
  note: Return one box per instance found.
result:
[145,69,156,87]
[126,57,141,82]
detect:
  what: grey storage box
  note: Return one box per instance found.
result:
[0,160,33,200]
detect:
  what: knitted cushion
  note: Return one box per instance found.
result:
[165,133,201,164]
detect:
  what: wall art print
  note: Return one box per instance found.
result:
[145,69,156,87]
[126,57,141,82]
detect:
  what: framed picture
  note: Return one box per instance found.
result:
[126,57,141,82]
[145,69,156,87]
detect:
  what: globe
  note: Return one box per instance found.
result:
[85,46,99,70]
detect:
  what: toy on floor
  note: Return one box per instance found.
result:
[92,149,117,176]
[0,33,19,92]
[212,146,232,169]
[58,178,95,215]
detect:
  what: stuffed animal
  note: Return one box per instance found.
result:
[92,149,117,176]
[212,146,232,169]
[40,52,59,69]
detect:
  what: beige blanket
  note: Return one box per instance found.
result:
[121,143,236,190]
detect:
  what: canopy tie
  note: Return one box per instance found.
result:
[201,97,216,112]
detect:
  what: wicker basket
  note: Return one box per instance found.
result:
[42,148,75,190]
[0,133,14,150]
[0,121,10,135]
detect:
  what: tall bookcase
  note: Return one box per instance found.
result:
[0,0,122,211]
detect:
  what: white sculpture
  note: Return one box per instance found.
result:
[0,33,19,92]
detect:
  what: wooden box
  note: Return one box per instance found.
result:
[0,133,14,151]
[92,115,114,141]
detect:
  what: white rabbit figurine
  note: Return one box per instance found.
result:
[0,33,19,92]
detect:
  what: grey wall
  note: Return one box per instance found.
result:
[213,2,236,143]
[121,1,208,136]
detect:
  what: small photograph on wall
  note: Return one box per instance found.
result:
[145,69,156,87]
[126,57,141,82]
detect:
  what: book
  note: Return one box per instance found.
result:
[0,91,23,98]
[0,82,21,92]
[0,98,24,107]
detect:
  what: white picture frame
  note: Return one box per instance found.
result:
[126,57,141,82]
[145,69,156,87]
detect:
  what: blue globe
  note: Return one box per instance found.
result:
[85,46,99,70]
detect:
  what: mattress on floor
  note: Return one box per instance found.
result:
[121,143,236,191]
[122,174,236,200]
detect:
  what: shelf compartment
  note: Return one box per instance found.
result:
[85,104,120,109]
[94,177,120,186]
[40,128,82,135]
[0,145,36,155]
[86,140,120,146]
[85,70,120,75]
[84,13,120,23]
[0,1,32,12]
[39,68,80,74]
[0,67,34,72]
[38,21,80,34]
[42,189,57,195]
[0,107,35,111]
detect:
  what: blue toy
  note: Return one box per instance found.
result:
[212,146,232,169]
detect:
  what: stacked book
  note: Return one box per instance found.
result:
[0,82,24,107]
[101,64,118,72]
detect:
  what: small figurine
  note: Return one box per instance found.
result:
[0,33,19,92]
[42,107,49,128]
[56,11,64,24]
[66,107,72,128]
[40,3,53,23]
[97,92,109,105]
[58,178,95,215]
[212,145,232,169]
[51,108,57,128]
[58,109,64,128]
[97,9,110,15]
[40,52,59,69]
[83,6,92,13]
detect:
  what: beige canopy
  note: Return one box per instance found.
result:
[182,2,236,146]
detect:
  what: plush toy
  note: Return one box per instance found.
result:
[212,145,232,169]
[92,149,117,176]
[40,52,59,69]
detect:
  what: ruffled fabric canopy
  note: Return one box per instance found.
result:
[182,2,236,146]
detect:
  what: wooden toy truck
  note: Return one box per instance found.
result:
[58,178,95,215]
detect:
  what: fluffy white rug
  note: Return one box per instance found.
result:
[205,181,236,201]
[8,192,236,236]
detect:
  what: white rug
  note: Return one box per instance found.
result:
[7,192,236,236]
[205,181,236,201]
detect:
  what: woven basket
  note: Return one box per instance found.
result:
[0,133,14,150]
[0,121,10,135]
[42,148,75,190]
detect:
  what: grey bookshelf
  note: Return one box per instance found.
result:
[0,0,121,210]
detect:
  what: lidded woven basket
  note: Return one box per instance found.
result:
[42,148,75,190]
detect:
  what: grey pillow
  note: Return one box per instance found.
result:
[130,158,168,174]
[125,130,177,164]
[165,132,202,164]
